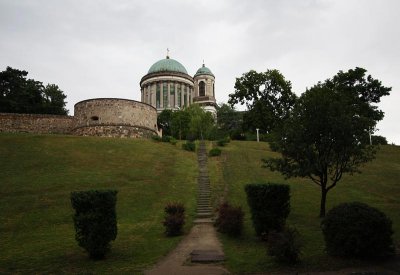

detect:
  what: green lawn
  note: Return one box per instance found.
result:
[1,135,399,273]
[208,141,400,273]
[0,133,198,274]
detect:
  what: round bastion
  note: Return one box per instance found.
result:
[73,98,158,138]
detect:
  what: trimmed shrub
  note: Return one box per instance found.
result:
[215,202,244,236]
[182,141,196,152]
[71,190,118,259]
[163,202,185,236]
[267,227,302,264]
[217,137,230,147]
[245,183,290,237]
[209,147,222,157]
[161,135,173,142]
[152,135,162,142]
[169,137,177,145]
[321,202,395,259]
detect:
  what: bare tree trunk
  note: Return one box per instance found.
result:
[320,187,327,217]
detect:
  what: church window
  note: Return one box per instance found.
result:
[156,83,160,108]
[163,82,168,107]
[177,85,181,107]
[184,92,187,107]
[213,83,215,97]
[199,81,205,96]
[170,83,175,107]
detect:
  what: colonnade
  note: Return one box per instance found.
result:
[141,81,193,110]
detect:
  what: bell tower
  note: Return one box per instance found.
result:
[193,63,217,116]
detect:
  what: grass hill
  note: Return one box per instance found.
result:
[0,133,198,274]
[1,134,399,273]
[207,141,400,273]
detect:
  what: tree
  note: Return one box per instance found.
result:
[228,69,297,133]
[42,84,68,115]
[157,109,174,136]
[216,103,243,137]
[264,67,391,217]
[187,104,215,140]
[0,66,68,115]
[171,109,191,140]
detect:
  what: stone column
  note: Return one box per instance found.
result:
[141,88,144,102]
[152,83,156,107]
[160,82,164,108]
[190,87,193,104]
[147,85,151,105]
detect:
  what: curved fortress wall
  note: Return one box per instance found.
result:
[73,98,158,138]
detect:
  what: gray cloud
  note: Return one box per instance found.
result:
[1,0,399,143]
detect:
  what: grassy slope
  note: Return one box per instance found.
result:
[0,133,198,274]
[209,141,400,273]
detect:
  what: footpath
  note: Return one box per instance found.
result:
[145,141,229,275]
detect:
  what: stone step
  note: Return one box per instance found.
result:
[191,250,225,263]
[197,212,213,218]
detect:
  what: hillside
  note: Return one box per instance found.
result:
[0,133,198,274]
[207,141,400,273]
[1,134,399,274]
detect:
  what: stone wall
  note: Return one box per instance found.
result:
[73,98,158,138]
[0,113,75,134]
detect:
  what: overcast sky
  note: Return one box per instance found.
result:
[1,0,399,143]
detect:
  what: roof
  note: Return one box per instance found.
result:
[148,57,188,74]
[194,64,214,77]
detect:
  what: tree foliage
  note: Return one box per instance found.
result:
[158,105,215,140]
[0,66,68,115]
[228,69,297,133]
[264,67,391,217]
[216,103,243,136]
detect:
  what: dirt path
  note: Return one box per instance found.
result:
[145,141,229,275]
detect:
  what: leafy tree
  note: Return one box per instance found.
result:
[371,135,388,145]
[216,103,243,137]
[0,66,68,115]
[42,84,68,115]
[157,109,173,136]
[228,69,297,133]
[264,67,391,217]
[187,104,215,140]
[171,108,191,140]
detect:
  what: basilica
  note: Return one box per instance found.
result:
[140,54,217,116]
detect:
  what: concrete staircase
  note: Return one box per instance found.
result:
[196,141,213,219]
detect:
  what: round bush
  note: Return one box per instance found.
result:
[215,202,244,236]
[209,147,221,157]
[321,202,395,259]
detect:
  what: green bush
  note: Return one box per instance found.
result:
[217,137,230,147]
[267,227,302,264]
[209,147,221,157]
[163,202,185,236]
[215,202,244,236]
[182,141,196,152]
[321,202,395,259]
[151,135,162,142]
[245,183,290,237]
[169,137,177,145]
[161,135,173,142]
[71,190,118,259]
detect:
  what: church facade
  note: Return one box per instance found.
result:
[140,54,217,116]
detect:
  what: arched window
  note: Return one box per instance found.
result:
[199,81,205,96]
[213,83,215,97]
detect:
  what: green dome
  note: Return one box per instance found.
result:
[194,64,214,77]
[148,57,188,74]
